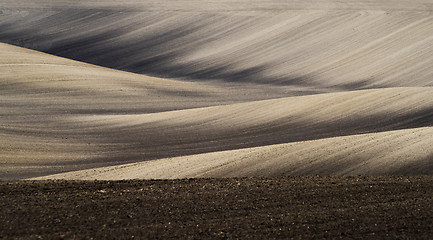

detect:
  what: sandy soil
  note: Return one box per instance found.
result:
[1,0,433,179]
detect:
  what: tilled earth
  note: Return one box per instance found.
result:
[1,177,433,239]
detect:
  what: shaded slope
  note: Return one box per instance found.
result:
[1,0,433,88]
[5,82,433,178]
[35,127,433,180]
[0,43,296,179]
[0,43,294,115]
[1,0,433,179]
[1,43,433,179]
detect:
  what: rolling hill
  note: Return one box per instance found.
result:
[0,0,432,179]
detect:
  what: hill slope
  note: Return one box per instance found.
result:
[1,0,433,88]
[1,0,433,179]
[0,43,295,178]
[34,127,433,179]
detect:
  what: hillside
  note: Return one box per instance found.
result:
[0,0,432,179]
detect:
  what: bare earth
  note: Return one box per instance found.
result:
[2,177,433,239]
[1,1,433,238]
[1,0,433,179]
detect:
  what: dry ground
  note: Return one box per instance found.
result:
[2,177,433,239]
[0,0,433,179]
[1,43,433,179]
[1,1,433,239]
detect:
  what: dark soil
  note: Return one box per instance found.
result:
[1,177,433,239]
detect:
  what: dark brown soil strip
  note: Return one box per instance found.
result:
[1,176,433,239]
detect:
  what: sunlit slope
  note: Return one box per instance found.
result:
[2,0,433,179]
[34,127,433,180]
[0,43,292,115]
[3,76,433,178]
[1,0,433,88]
[0,43,294,178]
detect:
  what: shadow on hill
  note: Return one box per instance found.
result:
[0,8,374,90]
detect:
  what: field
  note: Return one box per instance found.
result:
[1,0,433,238]
[2,177,433,239]
[1,0,433,179]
